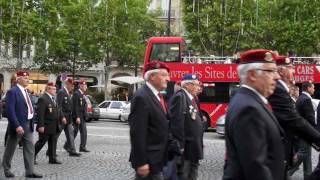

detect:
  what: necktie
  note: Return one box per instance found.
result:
[267,103,272,111]
[24,89,33,114]
[52,97,56,106]
[158,93,167,114]
[192,98,199,111]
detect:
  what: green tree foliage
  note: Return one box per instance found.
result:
[183,0,320,56]
[0,0,165,73]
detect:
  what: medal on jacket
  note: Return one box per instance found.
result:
[48,104,52,113]
[189,105,197,120]
[80,97,83,106]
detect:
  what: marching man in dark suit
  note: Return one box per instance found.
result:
[73,80,90,152]
[34,82,66,164]
[290,82,315,178]
[129,60,170,180]
[56,78,81,156]
[268,56,320,180]
[223,49,284,180]
[2,71,42,178]
[168,74,203,180]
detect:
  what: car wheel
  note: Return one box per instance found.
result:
[86,118,92,122]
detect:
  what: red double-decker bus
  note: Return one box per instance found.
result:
[143,36,320,130]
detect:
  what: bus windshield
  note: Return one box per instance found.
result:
[149,43,180,62]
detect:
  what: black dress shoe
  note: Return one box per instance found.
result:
[49,159,62,164]
[69,152,81,157]
[79,148,90,152]
[63,144,71,153]
[4,171,15,178]
[25,172,42,178]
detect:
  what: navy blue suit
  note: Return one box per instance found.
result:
[2,85,36,176]
[6,86,33,133]
[223,87,285,180]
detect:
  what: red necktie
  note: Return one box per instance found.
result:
[25,89,33,114]
[158,93,167,114]
[267,103,272,111]
[192,98,199,111]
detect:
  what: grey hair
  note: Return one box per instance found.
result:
[144,69,161,81]
[237,63,264,83]
[181,80,197,88]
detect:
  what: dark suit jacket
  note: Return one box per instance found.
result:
[168,89,203,162]
[6,86,34,133]
[57,87,73,124]
[223,87,285,180]
[129,85,169,173]
[316,104,320,132]
[296,93,315,127]
[268,81,320,165]
[37,93,60,134]
[72,89,88,121]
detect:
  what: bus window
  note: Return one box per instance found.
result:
[149,43,180,62]
[198,83,231,103]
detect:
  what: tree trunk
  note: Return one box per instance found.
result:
[104,48,110,99]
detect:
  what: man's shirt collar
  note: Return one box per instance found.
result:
[278,80,290,93]
[182,88,194,101]
[302,91,312,100]
[242,84,268,104]
[146,82,160,101]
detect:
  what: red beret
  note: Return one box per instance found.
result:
[79,80,87,85]
[240,49,276,64]
[145,60,170,72]
[16,71,29,77]
[274,55,292,66]
[66,78,74,84]
[47,82,55,87]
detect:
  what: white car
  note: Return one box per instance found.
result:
[98,101,128,120]
[216,115,226,136]
[120,103,131,122]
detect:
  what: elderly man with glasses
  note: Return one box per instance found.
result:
[223,49,283,180]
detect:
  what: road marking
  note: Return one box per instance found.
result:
[87,133,224,144]
[0,121,224,144]
[87,126,129,131]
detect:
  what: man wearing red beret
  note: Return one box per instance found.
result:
[2,71,42,178]
[56,78,81,156]
[34,82,65,164]
[268,55,320,180]
[223,49,284,180]
[129,60,170,180]
[72,80,90,152]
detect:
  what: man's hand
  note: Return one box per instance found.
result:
[16,126,24,136]
[76,117,81,125]
[38,127,45,133]
[62,117,67,125]
[137,164,150,177]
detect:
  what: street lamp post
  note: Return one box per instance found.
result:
[167,0,172,36]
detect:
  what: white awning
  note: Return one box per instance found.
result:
[110,76,145,85]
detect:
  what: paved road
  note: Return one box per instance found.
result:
[0,119,317,179]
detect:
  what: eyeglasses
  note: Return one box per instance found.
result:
[255,68,278,74]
